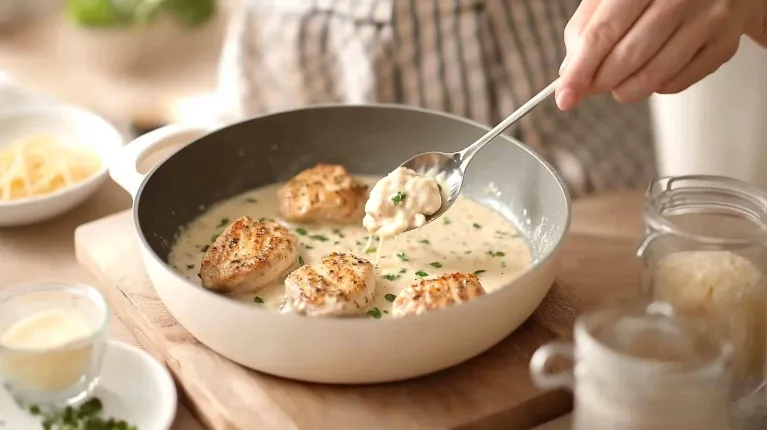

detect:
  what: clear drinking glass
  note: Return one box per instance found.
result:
[637,175,767,398]
[0,282,109,408]
[530,301,736,430]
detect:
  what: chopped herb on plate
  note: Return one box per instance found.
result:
[384,293,397,302]
[415,270,428,277]
[430,262,443,268]
[396,252,409,262]
[253,296,264,304]
[418,239,430,245]
[487,250,506,257]
[474,269,486,275]
[367,307,383,319]
[472,222,482,229]
[309,234,329,242]
[186,264,195,269]
[298,256,304,266]
[216,218,229,228]
[245,197,258,203]
[296,228,307,236]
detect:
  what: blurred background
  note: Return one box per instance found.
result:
[0,0,238,135]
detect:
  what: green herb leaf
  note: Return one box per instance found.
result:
[391,191,406,205]
[367,307,383,319]
[430,262,443,268]
[399,268,407,273]
[332,228,345,238]
[304,244,314,249]
[296,228,307,236]
[253,296,264,304]
[464,250,472,254]
[382,273,401,281]
[186,264,195,269]
[298,256,304,266]
[472,222,482,229]
[245,197,257,203]
[216,218,230,228]
[418,239,430,245]
[309,234,329,242]
[415,270,428,277]
[200,245,209,252]
[487,250,506,257]
[396,252,409,262]
[474,269,486,275]
[443,217,451,225]
[384,293,397,302]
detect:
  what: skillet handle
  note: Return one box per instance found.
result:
[109,123,215,199]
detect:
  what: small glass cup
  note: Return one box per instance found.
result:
[0,282,109,409]
[530,301,736,430]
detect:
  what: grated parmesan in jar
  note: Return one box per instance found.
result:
[654,250,767,382]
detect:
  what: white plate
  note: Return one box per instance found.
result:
[0,341,177,430]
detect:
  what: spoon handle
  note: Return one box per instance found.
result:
[458,78,560,168]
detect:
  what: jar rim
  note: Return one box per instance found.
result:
[644,175,767,247]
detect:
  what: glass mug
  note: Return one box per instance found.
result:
[530,301,735,430]
[0,282,109,408]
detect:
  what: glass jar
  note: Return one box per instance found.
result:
[637,175,767,397]
[530,301,735,430]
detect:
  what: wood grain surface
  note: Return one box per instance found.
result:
[74,192,645,430]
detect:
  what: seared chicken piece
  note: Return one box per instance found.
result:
[277,164,368,223]
[283,252,376,317]
[199,216,299,293]
[392,273,486,317]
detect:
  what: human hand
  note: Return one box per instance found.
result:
[556,0,766,110]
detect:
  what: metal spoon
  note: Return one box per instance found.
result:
[399,79,560,230]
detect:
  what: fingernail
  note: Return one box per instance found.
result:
[559,54,570,75]
[556,88,576,110]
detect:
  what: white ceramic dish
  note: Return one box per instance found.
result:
[0,340,177,430]
[0,105,124,227]
[110,105,571,384]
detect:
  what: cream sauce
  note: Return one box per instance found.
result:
[363,167,442,260]
[0,310,95,391]
[169,178,532,317]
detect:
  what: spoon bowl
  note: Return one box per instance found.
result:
[397,79,559,232]
[399,151,463,226]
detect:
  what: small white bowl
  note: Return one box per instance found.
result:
[0,105,124,227]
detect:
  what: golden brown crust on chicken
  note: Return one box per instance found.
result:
[277,164,368,224]
[283,252,376,317]
[199,216,299,293]
[392,272,486,317]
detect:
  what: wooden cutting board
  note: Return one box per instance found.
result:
[74,192,645,430]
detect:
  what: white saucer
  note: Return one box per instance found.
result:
[0,340,177,430]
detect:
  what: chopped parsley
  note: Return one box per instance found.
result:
[28,397,136,430]
[383,273,401,281]
[391,191,406,205]
[430,262,443,268]
[464,250,472,254]
[200,245,209,252]
[303,244,314,249]
[487,250,506,257]
[472,223,482,229]
[474,269,486,275]
[415,270,428,277]
[443,217,451,225]
[216,218,230,228]
[332,228,345,238]
[384,293,397,302]
[253,296,264,304]
[296,228,308,236]
[418,239,430,245]
[396,251,409,262]
[309,234,329,242]
[245,197,258,203]
[367,307,383,319]
[210,234,219,243]
[186,264,195,269]
[399,268,407,273]
[298,256,304,266]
